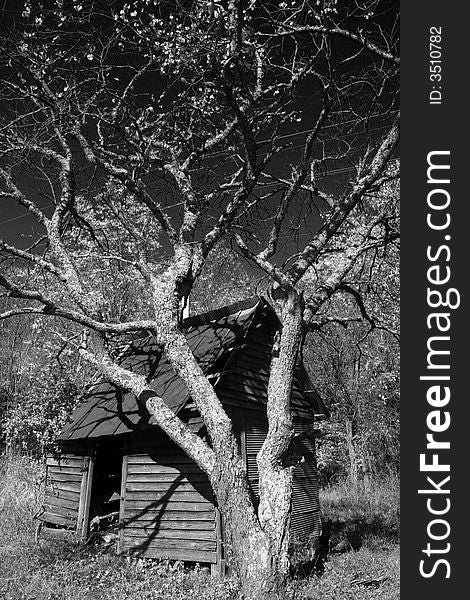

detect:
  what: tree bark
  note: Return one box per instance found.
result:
[153,281,305,597]
[345,419,358,490]
[161,322,290,597]
[210,459,288,600]
[255,291,305,595]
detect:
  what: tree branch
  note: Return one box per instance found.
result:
[0,272,157,334]
[287,118,399,283]
[260,25,399,66]
[79,333,216,474]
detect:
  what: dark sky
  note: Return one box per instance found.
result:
[0,159,351,255]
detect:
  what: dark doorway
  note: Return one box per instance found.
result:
[88,444,123,531]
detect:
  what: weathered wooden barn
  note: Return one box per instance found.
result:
[38,297,329,571]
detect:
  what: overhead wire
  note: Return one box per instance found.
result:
[0,118,397,228]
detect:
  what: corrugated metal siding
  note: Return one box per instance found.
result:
[290,427,321,539]
[38,451,89,530]
[243,411,265,507]
[119,437,217,563]
[241,412,321,539]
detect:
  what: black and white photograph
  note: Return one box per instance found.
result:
[2,1,460,599]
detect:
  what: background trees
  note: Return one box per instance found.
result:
[0,1,399,598]
[303,177,399,484]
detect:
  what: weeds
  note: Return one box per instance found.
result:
[320,473,400,549]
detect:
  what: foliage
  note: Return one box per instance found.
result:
[297,547,399,600]
[320,474,400,546]
[311,321,400,482]
[3,366,84,456]
[0,295,92,455]
[302,177,399,481]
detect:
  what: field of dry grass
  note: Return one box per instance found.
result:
[0,455,399,600]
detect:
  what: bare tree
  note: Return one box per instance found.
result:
[0,1,399,597]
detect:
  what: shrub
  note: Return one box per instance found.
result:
[3,368,84,456]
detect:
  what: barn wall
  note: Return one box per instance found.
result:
[290,428,321,539]
[215,308,315,420]
[39,445,92,534]
[119,435,217,563]
[229,408,322,540]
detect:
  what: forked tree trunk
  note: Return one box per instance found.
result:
[210,461,289,600]
[94,270,303,599]
[160,297,302,599]
[182,292,302,599]
[204,293,303,600]
[163,331,293,598]
[94,333,296,597]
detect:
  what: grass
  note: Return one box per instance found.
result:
[0,455,399,600]
[321,473,400,549]
[294,475,400,599]
[296,546,399,600]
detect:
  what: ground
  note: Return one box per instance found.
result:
[0,455,399,600]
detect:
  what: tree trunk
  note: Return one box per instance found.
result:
[85,287,298,597]
[345,419,358,490]
[252,290,304,596]
[211,459,290,600]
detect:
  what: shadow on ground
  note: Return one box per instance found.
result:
[290,512,400,580]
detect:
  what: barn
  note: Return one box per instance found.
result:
[37,297,329,572]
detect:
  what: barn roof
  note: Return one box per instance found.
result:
[58,297,328,441]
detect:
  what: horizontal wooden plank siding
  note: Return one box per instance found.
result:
[39,451,89,531]
[123,493,214,510]
[43,495,80,511]
[126,473,209,484]
[120,439,217,563]
[126,454,196,465]
[40,511,76,528]
[42,472,85,484]
[122,537,215,551]
[126,481,212,492]
[45,488,80,502]
[46,456,85,468]
[123,510,215,522]
[126,463,205,474]
[126,520,215,531]
[47,465,84,476]
[119,543,217,564]
[124,528,215,540]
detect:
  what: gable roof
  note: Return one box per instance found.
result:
[58,297,328,441]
